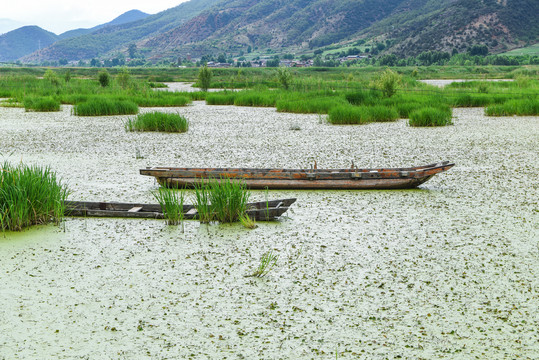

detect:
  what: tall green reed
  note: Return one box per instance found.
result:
[152,187,185,226]
[193,178,250,223]
[0,162,69,231]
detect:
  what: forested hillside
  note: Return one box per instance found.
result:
[0,26,58,62]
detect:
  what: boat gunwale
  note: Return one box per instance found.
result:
[140,162,453,176]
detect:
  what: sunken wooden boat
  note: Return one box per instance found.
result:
[139,161,454,190]
[64,198,296,221]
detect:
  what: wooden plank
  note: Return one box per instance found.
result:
[128,206,143,213]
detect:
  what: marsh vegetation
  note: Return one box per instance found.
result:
[0,162,69,231]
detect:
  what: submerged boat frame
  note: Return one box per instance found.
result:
[140,162,454,190]
[64,198,296,221]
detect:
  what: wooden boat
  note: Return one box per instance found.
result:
[64,198,296,221]
[139,161,454,190]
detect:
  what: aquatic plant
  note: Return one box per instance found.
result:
[0,162,69,231]
[239,213,257,229]
[276,96,347,114]
[249,250,279,277]
[206,93,237,105]
[409,106,453,126]
[125,112,189,133]
[73,97,138,116]
[328,105,399,124]
[23,96,61,112]
[328,105,370,125]
[193,181,212,224]
[485,99,539,116]
[193,178,250,224]
[234,91,277,107]
[152,187,185,226]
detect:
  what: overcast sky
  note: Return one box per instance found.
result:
[1,0,188,34]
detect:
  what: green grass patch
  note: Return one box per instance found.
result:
[0,162,69,231]
[73,97,138,116]
[0,98,23,108]
[345,90,380,105]
[328,105,399,124]
[125,112,189,133]
[276,96,347,114]
[408,106,453,127]
[23,96,61,112]
[485,99,539,116]
[206,93,237,105]
[233,91,277,107]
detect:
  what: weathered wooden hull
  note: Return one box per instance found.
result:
[140,162,454,190]
[64,198,296,221]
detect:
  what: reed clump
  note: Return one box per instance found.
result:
[328,105,399,124]
[0,162,69,231]
[23,96,61,112]
[233,91,277,107]
[485,99,539,116]
[276,97,347,114]
[73,97,138,116]
[193,178,250,223]
[206,93,237,105]
[125,112,189,133]
[408,106,453,127]
[153,187,185,226]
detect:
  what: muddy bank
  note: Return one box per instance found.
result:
[0,103,538,358]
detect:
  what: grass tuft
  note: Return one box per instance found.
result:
[248,250,279,277]
[328,105,399,124]
[193,178,251,223]
[152,187,185,226]
[73,97,138,116]
[24,96,61,112]
[485,99,539,116]
[125,112,189,133]
[408,106,453,126]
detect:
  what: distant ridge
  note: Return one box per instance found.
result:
[22,0,222,62]
[0,26,58,62]
[17,0,539,63]
[59,10,150,40]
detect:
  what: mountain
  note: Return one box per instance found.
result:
[0,26,59,62]
[21,0,539,63]
[23,0,222,62]
[59,10,150,40]
[142,0,408,57]
[357,0,539,56]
